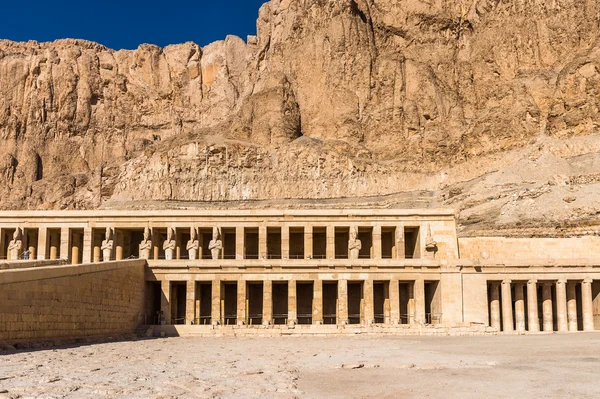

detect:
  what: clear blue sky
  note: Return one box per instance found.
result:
[1,0,268,49]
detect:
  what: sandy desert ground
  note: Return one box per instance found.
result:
[1,333,599,398]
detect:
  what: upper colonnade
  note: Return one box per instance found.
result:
[0,209,459,264]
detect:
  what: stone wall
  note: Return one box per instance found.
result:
[0,259,66,270]
[459,236,600,260]
[0,260,146,344]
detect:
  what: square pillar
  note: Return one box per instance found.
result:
[263,280,273,325]
[372,225,382,260]
[313,279,323,324]
[195,285,201,324]
[582,278,595,331]
[151,228,159,260]
[489,282,501,330]
[0,227,4,260]
[542,282,554,332]
[413,279,426,325]
[259,226,267,260]
[236,226,244,260]
[37,227,48,260]
[383,282,391,324]
[212,280,221,325]
[82,227,92,264]
[527,280,540,332]
[174,228,181,260]
[556,279,568,332]
[567,282,578,332]
[48,230,60,260]
[363,279,374,325]
[396,224,405,259]
[338,279,348,325]
[501,280,514,332]
[186,280,196,325]
[304,225,313,259]
[326,226,335,260]
[288,280,297,326]
[389,280,400,325]
[60,227,69,261]
[281,226,290,260]
[237,280,246,325]
[514,282,526,332]
[161,280,171,324]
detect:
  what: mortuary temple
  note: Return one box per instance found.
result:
[1,208,600,340]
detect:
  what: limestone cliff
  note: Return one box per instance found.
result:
[1,0,600,236]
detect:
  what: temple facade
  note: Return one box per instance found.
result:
[1,209,600,334]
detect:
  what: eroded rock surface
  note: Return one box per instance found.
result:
[1,0,599,235]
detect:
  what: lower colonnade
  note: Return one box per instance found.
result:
[488,279,597,332]
[153,278,440,327]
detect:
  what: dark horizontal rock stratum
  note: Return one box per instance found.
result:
[1,0,599,235]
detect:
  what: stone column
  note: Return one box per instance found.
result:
[115,230,124,261]
[338,279,348,325]
[313,279,323,324]
[414,279,426,325]
[281,226,290,260]
[175,228,181,260]
[383,282,391,324]
[90,230,98,263]
[556,279,568,332]
[152,228,160,260]
[582,278,595,332]
[195,286,201,325]
[527,280,540,332]
[372,225,382,260]
[161,280,171,324]
[326,226,335,260]
[49,230,60,260]
[263,280,273,325]
[489,282,501,330]
[389,280,400,325]
[236,226,244,260]
[304,225,313,259]
[82,227,92,264]
[211,280,221,325]
[197,232,204,260]
[60,227,69,261]
[71,239,80,265]
[25,230,36,260]
[186,280,196,325]
[396,224,405,259]
[501,280,513,332]
[542,282,554,332]
[0,227,4,260]
[237,280,246,325]
[514,282,526,332]
[259,226,267,260]
[288,280,297,326]
[37,227,48,260]
[567,282,578,332]
[93,246,101,263]
[363,279,374,325]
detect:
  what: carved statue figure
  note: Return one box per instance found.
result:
[7,228,23,260]
[348,227,362,260]
[101,227,114,262]
[425,224,438,259]
[208,227,223,260]
[163,227,176,260]
[187,227,200,260]
[139,227,153,260]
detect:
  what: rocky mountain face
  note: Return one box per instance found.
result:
[1,0,599,236]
